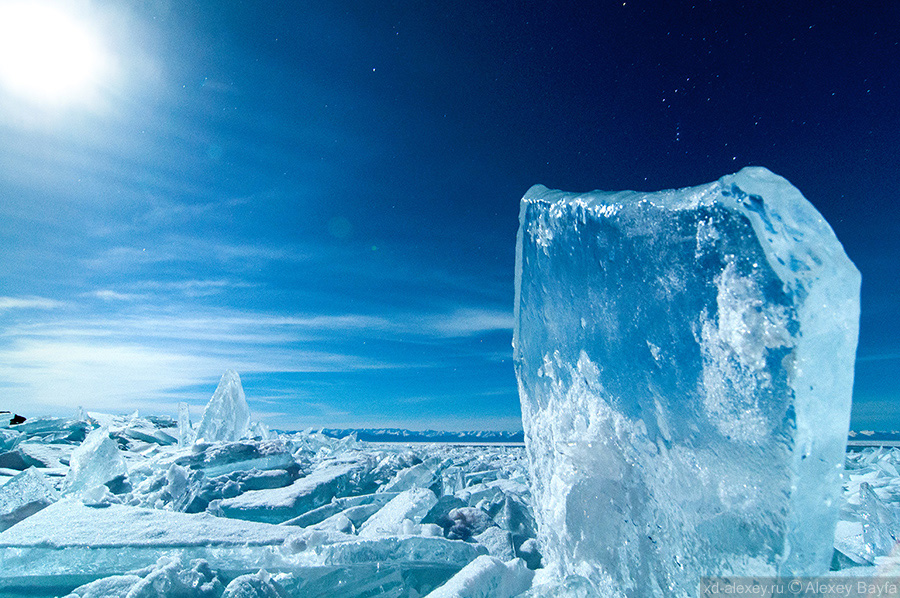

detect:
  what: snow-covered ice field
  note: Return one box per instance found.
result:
[0,407,537,597]
[1,405,899,597]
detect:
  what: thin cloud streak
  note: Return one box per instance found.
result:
[0,296,65,310]
[856,353,900,363]
[0,302,513,416]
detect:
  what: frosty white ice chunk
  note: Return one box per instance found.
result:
[381,460,438,493]
[0,467,59,531]
[176,439,294,477]
[283,492,398,528]
[0,428,22,452]
[62,426,128,496]
[473,526,516,561]
[196,370,251,443]
[358,487,438,537]
[514,167,861,594]
[0,500,299,582]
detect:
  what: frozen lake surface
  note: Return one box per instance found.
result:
[0,409,897,597]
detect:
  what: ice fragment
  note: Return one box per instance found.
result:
[196,370,251,443]
[178,402,195,447]
[223,569,288,598]
[0,467,59,531]
[859,481,900,559]
[358,487,438,537]
[62,426,128,496]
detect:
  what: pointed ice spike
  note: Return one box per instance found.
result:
[514,168,860,595]
[195,370,251,443]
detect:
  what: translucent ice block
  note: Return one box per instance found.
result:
[196,370,251,443]
[513,167,861,596]
[62,426,128,496]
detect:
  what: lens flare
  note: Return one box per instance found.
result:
[0,2,110,106]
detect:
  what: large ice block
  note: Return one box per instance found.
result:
[196,370,251,443]
[513,167,861,596]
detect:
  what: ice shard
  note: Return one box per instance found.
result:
[178,402,194,447]
[357,487,439,537]
[0,467,59,531]
[62,426,128,496]
[513,167,861,595]
[196,370,251,443]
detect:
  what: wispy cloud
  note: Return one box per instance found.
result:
[0,338,217,413]
[0,299,513,416]
[81,239,312,272]
[856,353,900,363]
[86,289,146,301]
[416,308,513,338]
[0,296,65,311]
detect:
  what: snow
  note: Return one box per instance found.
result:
[514,168,861,595]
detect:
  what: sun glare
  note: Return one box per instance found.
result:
[0,2,110,106]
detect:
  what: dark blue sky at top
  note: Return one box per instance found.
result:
[0,0,897,430]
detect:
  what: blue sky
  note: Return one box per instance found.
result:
[0,0,897,430]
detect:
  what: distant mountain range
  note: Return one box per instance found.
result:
[316,428,899,445]
[319,428,525,444]
[848,430,900,443]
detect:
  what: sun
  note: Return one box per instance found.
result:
[0,2,110,106]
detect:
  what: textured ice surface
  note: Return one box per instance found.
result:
[859,481,900,560]
[358,487,438,537]
[0,467,59,531]
[283,492,398,528]
[62,426,128,495]
[196,370,251,443]
[0,407,533,596]
[176,439,295,477]
[0,428,22,451]
[65,556,224,598]
[514,167,861,595]
[473,526,516,560]
[424,555,534,598]
[0,499,296,548]
[2,403,892,598]
[220,460,365,524]
[222,569,288,597]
